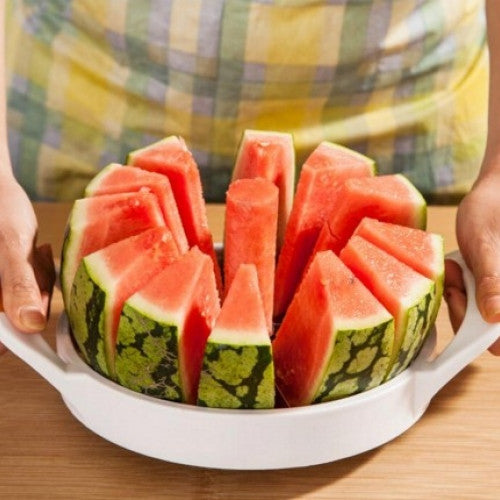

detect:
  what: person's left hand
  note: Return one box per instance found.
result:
[445,170,500,355]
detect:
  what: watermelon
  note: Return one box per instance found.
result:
[340,235,436,380]
[273,141,375,320]
[61,192,165,309]
[198,264,274,409]
[127,136,222,293]
[273,251,394,407]
[114,247,220,404]
[231,129,295,247]
[313,174,427,256]
[353,217,444,325]
[85,163,189,253]
[224,178,279,333]
[69,228,180,378]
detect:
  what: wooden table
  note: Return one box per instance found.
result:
[1,203,499,499]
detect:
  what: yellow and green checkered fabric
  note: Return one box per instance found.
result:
[5,0,488,202]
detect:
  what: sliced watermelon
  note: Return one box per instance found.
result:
[114,247,220,404]
[69,227,180,378]
[61,192,165,310]
[313,174,427,256]
[353,217,444,325]
[224,178,279,333]
[197,264,274,409]
[85,163,188,253]
[273,251,394,407]
[127,136,222,293]
[231,129,295,247]
[273,141,375,319]
[340,235,436,380]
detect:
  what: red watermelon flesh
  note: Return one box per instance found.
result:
[231,130,295,247]
[61,192,165,308]
[353,217,444,281]
[70,227,180,376]
[213,264,268,337]
[273,141,375,320]
[313,174,427,256]
[273,250,393,407]
[85,163,188,253]
[123,247,220,404]
[99,228,179,348]
[353,216,444,329]
[224,178,279,333]
[127,136,222,293]
[340,235,435,379]
[197,264,275,409]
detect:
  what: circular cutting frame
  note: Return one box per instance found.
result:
[0,251,499,470]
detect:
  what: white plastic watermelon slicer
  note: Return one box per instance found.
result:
[0,250,499,470]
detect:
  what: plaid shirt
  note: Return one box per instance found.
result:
[5,0,488,202]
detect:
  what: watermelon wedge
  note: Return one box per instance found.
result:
[127,136,222,293]
[114,247,220,404]
[61,192,165,309]
[69,228,180,378]
[231,129,295,247]
[340,235,436,380]
[224,178,279,333]
[85,163,188,253]
[198,264,274,409]
[273,251,394,407]
[273,141,375,319]
[353,217,444,325]
[313,174,427,256]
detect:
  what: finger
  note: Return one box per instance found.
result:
[444,258,466,291]
[468,241,500,323]
[488,339,500,356]
[34,244,56,300]
[0,252,47,333]
[443,259,467,333]
[444,285,467,333]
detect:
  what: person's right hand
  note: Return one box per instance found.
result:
[0,175,55,354]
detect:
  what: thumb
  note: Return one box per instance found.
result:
[469,243,500,324]
[0,252,47,333]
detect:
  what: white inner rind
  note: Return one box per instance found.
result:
[320,141,376,172]
[126,293,185,330]
[62,201,88,299]
[395,174,426,204]
[430,234,445,275]
[208,327,271,346]
[334,309,393,332]
[129,135,182,162]
[84,163,121,196]
[399,277,435,310]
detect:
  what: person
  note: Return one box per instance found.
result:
[0,0,499,355]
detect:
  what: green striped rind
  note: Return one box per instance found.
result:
[312,318,394,403]
[59,225,72,311]
[386,282,437,380]
[114,302,182,402]
[68,260,109,377]
[430,271,444,327]
[197,342,275,409]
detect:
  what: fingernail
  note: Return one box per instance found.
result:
[19,306,46,331]
[483,296,500,321]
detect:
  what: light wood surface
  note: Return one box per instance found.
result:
[1,203,499,499]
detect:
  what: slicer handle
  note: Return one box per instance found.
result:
[0,313,68,393]
[412,250,500,412]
